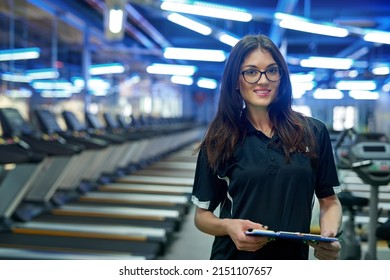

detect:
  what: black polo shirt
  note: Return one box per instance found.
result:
[191,116,339,259]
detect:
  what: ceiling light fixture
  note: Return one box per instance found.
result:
[1,73,32,83]
[89,63,125,75]
[161,0,252,22]
[146,63,197,76]
[217,33,240,47]
[171,75,194,85]
[104,0,127,40]
[31,80,74,91]
[167,13,212,35]
[336,80,377,91]
[313,89,344,99]
[26,68,60,80]
[348,90,379,100]
[363,30,390,45]
[109,8,124,33]
[163,47,226,62]
[197,77,217,89]
[372,65,390,76]
[0,47,40,61]
[300,56,354,70]
[275,13,349,37]
[5,89,32,98]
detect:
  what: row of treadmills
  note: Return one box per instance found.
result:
[0,107,204,259]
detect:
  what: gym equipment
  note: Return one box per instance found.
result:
[335,128,390,259]
[0,109,176,259]
[0,108,83,156]
[0,139,154,259]
[376,210,390,248]
[337,191,368,259]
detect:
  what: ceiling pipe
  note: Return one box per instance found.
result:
[125,3,172,49]
[268,0,299,47]
[26,0,105,42]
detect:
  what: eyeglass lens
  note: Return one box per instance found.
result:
[242,68,281,83]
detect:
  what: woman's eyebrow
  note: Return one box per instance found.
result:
[242,62,278,69]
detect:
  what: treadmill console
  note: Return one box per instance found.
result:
[336,129,390,186]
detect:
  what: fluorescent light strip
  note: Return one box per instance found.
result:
[348,90,379,100]
[0,47,40,61]
[279,19,349,37]
[171,75,194,85]
[372,66,390,75]
[163,47,226,62]
[146,63,197,76]
[40,90,73,98]
[6,89,32,98]
[300,56,353,70]
[197,77,217,89]
[218,33,240,47]
[1,73,32,83]
[167,13,212,35]
[89,63,125,75]
[313,89,344,99]
[26,68,59,79]
[109,8,124,33]
[72,77,111,92]
[275,13,349,37]
[336,80,377,91]
[161,1,252,22]
[31,80,74,91]
[364,30,390,45]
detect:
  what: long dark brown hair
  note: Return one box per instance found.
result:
[198,34,317,171]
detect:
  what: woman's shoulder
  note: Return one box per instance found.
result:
[303,115,328,131]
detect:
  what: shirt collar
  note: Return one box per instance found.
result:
[243,111,279,141]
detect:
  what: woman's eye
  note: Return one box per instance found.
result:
[267,68,278,74]
[246,70,258,76]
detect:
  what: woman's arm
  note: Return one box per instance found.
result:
[319,194,342,236]
[194,207,269,251]
[309,194,342,260]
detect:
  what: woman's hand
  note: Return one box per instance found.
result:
[224,219,269,252]
[308,230,341,260]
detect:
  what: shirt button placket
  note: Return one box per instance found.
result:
[267,141,278,174]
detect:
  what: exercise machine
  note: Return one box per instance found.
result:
[335,128,390,259]
[0,137,150,259]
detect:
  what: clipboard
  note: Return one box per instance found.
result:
[245,229,338,242]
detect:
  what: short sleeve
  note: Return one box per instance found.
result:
[191,147,227,212]
[312,119,340,198]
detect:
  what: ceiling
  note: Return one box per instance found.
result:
[1,0,390,91]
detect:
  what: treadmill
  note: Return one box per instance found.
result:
[86,111,195,194]
[0,110,169,259]
[54,110,192,214]
[0,136,149,259]
[335,128,390,259]
[21,109,182,231]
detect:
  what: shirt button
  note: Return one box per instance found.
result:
[270,157,275,161]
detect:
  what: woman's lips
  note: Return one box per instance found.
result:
[254,88,271,95]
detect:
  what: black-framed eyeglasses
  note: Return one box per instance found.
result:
[240,67,282,84]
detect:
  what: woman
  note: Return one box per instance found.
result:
[191,34,342,260]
